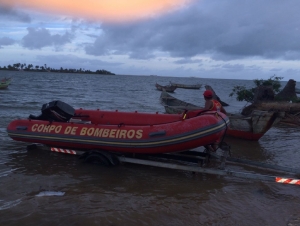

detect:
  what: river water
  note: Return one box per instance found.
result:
[1,71,300,226]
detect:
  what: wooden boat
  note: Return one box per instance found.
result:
[0,77,11,89]
[155,83,177,92]
[244,101,300,126]
[7,100,229,154]
[170,82,202,90]
[160,90,283,141]
[160,89,200,113]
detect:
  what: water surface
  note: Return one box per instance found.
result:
[0,71,300,226]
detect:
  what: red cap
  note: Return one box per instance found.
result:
[203,90,213,98]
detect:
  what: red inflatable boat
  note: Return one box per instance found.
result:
[7,101,229,154]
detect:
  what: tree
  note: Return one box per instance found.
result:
[229,75,283,103]
[1,62,115,75]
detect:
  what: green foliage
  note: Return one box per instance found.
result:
[253,75,282,92]
[229,75,283,103]
[229,86,256,102]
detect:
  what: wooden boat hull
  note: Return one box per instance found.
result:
[226,111,283,140]
[0,84,9,89]
[7,108,229,154]
[155,83,177,92]
[160,90,283,141]
[170,82,202,89]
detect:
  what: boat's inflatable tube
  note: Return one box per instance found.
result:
[7,101,229,154]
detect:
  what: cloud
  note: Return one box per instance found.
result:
[22,27,73,49]
[0,5,31,22]
[1,0,300,80]
[174,58,203,65]
[221,63,245,72]
[84,0,300,61]
[0,37,15,47]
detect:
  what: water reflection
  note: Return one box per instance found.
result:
[224,136,268,160]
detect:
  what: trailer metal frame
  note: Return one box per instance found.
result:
[26,144,300,186]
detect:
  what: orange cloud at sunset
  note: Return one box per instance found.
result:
[1,0,192,22]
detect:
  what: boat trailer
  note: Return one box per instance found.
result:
[27,143,300,186]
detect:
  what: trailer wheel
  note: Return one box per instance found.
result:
[84,153,110,166]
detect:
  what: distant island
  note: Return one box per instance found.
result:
[0,63,115,75]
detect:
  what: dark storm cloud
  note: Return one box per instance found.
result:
[85,0,300,61]
[0,37,15,47]
[0,6,31,22]
[22,27,73,49]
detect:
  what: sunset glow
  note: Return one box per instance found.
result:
[1,0,192,22]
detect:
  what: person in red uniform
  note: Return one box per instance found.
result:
[203,90,227,152]
[203,90,227,114]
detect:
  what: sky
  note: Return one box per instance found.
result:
[0,0,300,81]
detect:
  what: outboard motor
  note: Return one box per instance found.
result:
[29,100,75,122]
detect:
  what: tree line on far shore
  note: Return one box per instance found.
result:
[0,63,115,75]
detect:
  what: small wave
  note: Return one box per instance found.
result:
[35,191,65,197]
[0,199,22,210]
[0,169,16,178]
